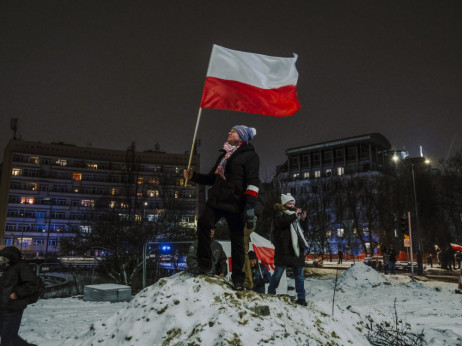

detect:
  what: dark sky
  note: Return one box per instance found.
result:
[1,1,461,179]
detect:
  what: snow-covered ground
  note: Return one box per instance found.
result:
[20,263,462,345]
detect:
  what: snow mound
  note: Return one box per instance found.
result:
[336,262,388,289]
[74,272,368,346]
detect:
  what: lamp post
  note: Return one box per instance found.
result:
[43,197,53,260]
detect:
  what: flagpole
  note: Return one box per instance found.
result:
[185,107,202,186]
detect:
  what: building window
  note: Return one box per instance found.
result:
[34,239,44,246]
[87,163,98,169]
[337,228,344,237]
[48,239,57,247]
[326,169,332,176]
[73,173,82,181]
[56,159,67,166]
[79,226,92,233]
[36,212,45,218]
[109,201,116,208]
[71,200,80,207]
[136,192,143,197]
[41,158,51,165]
[29,156,40,164]
[315,170,321,178]
[20,197,35,204]
[137,178,143,185]
[337,167,344,176]
[81,200,95,208]
[148,190,159,197]
[35,225,45,231]
[293,173,299,179]
[111,188,117,195]
[135,215,142,221]
[12,168,22,176]
[303,172,310,179]
[312,152,321,165]
[177,178,185,186]
[39,184,49,191]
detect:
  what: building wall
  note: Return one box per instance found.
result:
[0,140,200,256]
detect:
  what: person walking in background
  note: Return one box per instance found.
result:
[382,246,390,274]
[337,248,343,264]
[268,193,308,306]
[184,125,260,291]
[248,251,271,293]
[187,228,228,277]
[388,245,397,274]
[427,253,433,268]
[0,246,39,346]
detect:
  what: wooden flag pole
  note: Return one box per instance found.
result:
[185,108,203,186]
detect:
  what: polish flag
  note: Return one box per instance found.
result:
[451,243,462,252]
[200,45,301,117]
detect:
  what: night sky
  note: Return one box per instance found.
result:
[1,1,461,179]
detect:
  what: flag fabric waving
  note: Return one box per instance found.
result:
[200,44,301,117]
[451,243,462,251]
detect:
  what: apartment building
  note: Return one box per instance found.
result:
[0,140,200,256]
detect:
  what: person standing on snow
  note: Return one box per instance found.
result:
[187,228,228,277]
[268,193,308,306]
[248,251,271,293]
[0,246,39,346]
[184,125,260,291]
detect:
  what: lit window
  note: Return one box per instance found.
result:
[148,190,159,197]
[149,178,160,184]
[293,173,299,178]
[315,170,321,178]
[337,228,344,237]
[81,200,95,207]
[56,159,67,166]
[73,173,82,181]
[135,215,142,221]
[175,191,179,199]
[21,197,35,204]
[111,188,117,195]
[109,201,116,208]
[87,163,98,169]
[137,178,143,185]
[337,167,344,176]
[74,188,79,193]
[178,178,185,186]
[30,183,37,191]
[30,157,39,164]
[175,167,180,174]
[137,192,143,197]
[303,172,310,179]
[79,226,92,233]
[12,168,22,176]
[326,169,332,176]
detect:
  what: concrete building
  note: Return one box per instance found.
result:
[274,133,393,257]
[0,140,200,256]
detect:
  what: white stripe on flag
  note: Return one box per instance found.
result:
[206,44,299,89]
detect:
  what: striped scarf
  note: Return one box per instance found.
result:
[215,142,239,180]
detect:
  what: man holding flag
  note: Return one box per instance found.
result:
[184,44,301,290]
[184,125,260,290]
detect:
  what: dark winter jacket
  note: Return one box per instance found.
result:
[187,240,228,276]
[250,262,272,293]
[191,142,260,215]
[0,247,39,313]
[272,211,306,267]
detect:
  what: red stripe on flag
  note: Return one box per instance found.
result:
[201,77,301,117]
[252,245,274,265]
[451,243,462,252]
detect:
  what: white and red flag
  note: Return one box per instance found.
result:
[200,44,301,117]
[451,243,462,251]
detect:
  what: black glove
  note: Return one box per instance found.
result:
[244,208,256,229]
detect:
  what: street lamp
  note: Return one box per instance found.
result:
[43,197,53,260]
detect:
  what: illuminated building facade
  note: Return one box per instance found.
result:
[0,140,200,256]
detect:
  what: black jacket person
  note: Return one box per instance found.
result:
[184,125,260,290]
[0,246,39,346]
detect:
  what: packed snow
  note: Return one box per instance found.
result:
[20,263,462,345]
